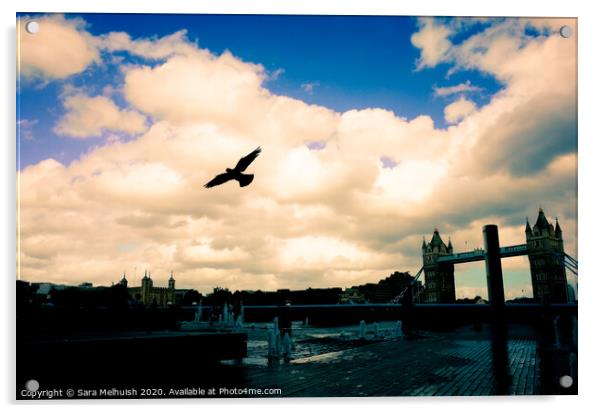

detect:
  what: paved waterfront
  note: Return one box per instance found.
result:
[237,323,577,397]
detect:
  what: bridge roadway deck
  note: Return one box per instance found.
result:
[242,324,576,397]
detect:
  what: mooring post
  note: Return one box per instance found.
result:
[483,225,505,316]
[483,224,510,394]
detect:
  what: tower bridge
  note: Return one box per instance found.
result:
[419,208,577,304]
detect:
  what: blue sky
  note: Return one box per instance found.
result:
[16,14,577,297]
[18,13,502,169]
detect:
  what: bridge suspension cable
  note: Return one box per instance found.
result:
[564,253,578,273]
[391,266,424,304]
[551,252,578,276]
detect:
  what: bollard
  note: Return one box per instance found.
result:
[282,333,293,360]
[359,320,367,340]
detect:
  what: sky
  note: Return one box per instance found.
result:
[16,13,577,298]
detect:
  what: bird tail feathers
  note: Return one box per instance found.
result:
[237,173,254,187]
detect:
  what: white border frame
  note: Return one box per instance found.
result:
[3,1,600,411]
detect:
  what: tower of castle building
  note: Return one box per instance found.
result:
[168,271,176,304]
[168,271,175,290]
[119,272,128,287]
[141,270,152,304]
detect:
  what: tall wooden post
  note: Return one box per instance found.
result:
[483,225,505,316]
[483,224,510,394]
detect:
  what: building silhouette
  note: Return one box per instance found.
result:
[339,287,366,304]
[120,271,176,307]
[526,208,569,303]
[351,271,418,303]
[421,229,456,303]
[230,287,342,306]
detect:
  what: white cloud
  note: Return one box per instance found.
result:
[122,51,339,146]
[178,238,251,265]
[447,18,576,92]
[54,93,147,138]
[18,15,99,80]
[123,51,265,126]
[444,96,477,124]
[97,30,199,59]
[278,236,378,269]
[375,160,447,204]
[434,80,482,97]
[410,17,452,69]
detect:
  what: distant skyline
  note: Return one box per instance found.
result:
[17,14,577,297]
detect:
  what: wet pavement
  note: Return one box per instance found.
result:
[227,321,577,397]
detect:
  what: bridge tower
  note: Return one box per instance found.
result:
[526,208,568,303]
[422,229,456,303]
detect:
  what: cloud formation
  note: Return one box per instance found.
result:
[54,93,148,138]
[18,15,99,80]
[444,96,477,124]
[434,80,482,97]
[410,18,452,69]
[97,30,199,59]
[17,16,577,297]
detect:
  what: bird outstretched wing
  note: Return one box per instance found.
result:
[234,147,261,172]
[204,172,233,188]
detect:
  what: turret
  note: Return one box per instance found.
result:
[525,218,532,237]
[555,217,563,239]
[168,271,175,290]
[430,228,444,253]
[534,207,550,236]
[141,270,153,289]
[119,272,128,287]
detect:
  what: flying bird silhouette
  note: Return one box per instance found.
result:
[204,147,262,188]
